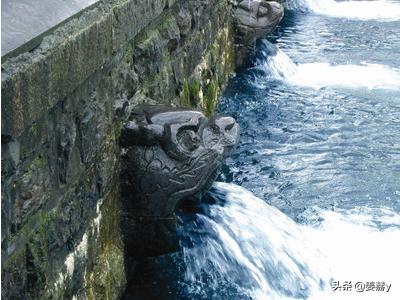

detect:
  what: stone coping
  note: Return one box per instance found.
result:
[1,0,174,139]
[1,0,99,59]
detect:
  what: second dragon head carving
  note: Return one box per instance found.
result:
[120,105,239,257]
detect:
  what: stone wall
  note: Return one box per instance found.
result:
[1,0,234,298]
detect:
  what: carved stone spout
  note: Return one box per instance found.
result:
[120,105,239,257]
[232,0,284,69]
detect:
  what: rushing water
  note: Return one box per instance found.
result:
[286,0,400,21]
[180,183,400,300]
[125,1,400,299]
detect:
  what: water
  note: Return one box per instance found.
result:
[125,1,400,299]
[180,183,400,300]
[256,44,400,90]
[218,1,400,215]
[286,0,400,21]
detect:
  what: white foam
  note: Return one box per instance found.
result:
[182,182,400,300]
[183,182,331,299]
[289,62,400,90]
[288,0,400,21]
[304,207,400,300]
[257,47,400,90]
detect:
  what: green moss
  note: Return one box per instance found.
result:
[2,209,57,299]
[177,23,234,117]
[203,79,219,117]
[114,123,122,141]
[19,154,46,184]
[29,155,45,170]
[179,79,191,107]
[86,243,125,300]
[85,184,126,300]
[209,43,219,74]
[26,212,51,292]
[28,210,54,275]
[29,122,38,135]
[179,78,202,108]
[135,14,176,51]
[136,28,159,50]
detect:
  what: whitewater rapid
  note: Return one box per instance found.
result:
[286,0,400,21]
[254,40,400,90]
[181,182,400,300]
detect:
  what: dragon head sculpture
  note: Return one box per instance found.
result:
[232,0,284,69]
[120,105,239,257]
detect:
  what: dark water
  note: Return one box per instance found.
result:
[125,1,400,299]
[218,10,400,218]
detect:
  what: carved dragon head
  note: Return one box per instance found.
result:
[232,0,284,69]
[233,0,284,41]
[120,105,239,257]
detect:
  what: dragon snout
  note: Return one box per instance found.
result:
[214,116,240,152]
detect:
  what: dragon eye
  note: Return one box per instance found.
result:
[177,128,201,152]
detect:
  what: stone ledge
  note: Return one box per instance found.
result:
[1,0,172,139]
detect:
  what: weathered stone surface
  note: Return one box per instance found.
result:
[1,69,125,299]
[120,105,239,257]
[1,0,235,298]
[119,0,235,112]
[232,0,284,69]
[1,0,177,140]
